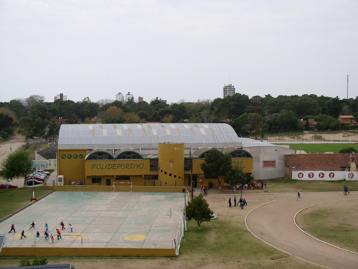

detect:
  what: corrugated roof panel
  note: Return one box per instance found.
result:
[58,123,242,149]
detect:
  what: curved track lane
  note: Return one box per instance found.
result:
[246,192,358,269]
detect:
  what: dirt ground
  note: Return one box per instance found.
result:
[266,131,358,142]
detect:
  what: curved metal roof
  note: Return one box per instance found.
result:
[58,123,242,150]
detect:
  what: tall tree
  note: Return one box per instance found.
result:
[1,150,32,180]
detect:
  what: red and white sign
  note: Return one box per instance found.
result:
[291,171,355,181]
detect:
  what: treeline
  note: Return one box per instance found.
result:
[0,94,357,139]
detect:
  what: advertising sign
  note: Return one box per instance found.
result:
[291,171,355,181]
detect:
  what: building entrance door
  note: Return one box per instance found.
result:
[106,178,111,186]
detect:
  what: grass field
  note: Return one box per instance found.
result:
[288,143,358,153]
[267,178,358,192]
[0,187,52,220]
[297,200,358,252]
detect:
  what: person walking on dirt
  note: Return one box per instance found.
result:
[20,230,26,239]
[36,231,40,239]
[344,185,349,195]
[8,224,16,233]
[69,223,73,233]
[50,233,55,243]
[234,196,237,207]
[30,221,35,230]
[297,191,301,200]
[228,197,232,207]
[60,221,65,230]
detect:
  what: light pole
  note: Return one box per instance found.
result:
[190,148,193,200]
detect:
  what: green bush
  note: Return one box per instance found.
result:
[339,147,358,153]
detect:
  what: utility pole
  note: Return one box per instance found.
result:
[190,148,193,200]
[346,74,349,99]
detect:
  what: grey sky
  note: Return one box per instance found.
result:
[0,0,357,103]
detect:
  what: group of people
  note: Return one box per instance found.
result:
[8,220,74,243]
[228,196,248,209]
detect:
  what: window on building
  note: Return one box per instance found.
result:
[184,158,192,171]
[87,151,114,160]
[263,160,276,168]
[116,151,143,159]
[150,158,158,171]
[115,176,130,180]
[144,175,158,180]
[91,177,101,184]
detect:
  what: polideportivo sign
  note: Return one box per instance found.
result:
[85,160,150,176]
[292,171,358,181]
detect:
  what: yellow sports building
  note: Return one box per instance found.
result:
[57,123,253,187]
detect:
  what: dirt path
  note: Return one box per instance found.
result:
[246,192,358,269]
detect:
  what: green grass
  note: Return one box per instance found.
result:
[181,220,278,258]
[266,178,358,192]
[299,208,358,252]
[288,143,358,153]
[0,187,52,220]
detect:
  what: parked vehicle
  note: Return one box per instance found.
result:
[0,184,18,189]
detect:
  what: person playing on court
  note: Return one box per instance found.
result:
[20,230,26,239]
[44,230,49,240]
[50,233,55,243]
[56,228,62,240]
[69,223,73,233]
[8,224,16,233]
[30,221,35,230]
[36,231,40,239]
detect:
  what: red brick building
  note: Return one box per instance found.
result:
[285,153,356,178]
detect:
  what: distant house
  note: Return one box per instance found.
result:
[339,115,357,125]
[301,118,318,129]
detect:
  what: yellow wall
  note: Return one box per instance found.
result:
[57,150,87,184]
[158,144,184,186]
[232,157,253,174]
[85,160,150,176]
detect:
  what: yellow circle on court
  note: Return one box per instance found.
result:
[124,234,146,241]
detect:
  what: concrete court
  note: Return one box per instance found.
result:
[246,192,358,269]
[0,192,185,249]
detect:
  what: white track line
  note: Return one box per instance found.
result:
[244,200,330,269]
[293,199,358,256]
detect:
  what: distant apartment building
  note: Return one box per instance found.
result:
[54,93,68,102]
[138,96,144,102]
[223,84,236,98]
[125,92,134,102]
[115,92,124,102]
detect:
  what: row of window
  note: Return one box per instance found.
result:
[85,150,252,160]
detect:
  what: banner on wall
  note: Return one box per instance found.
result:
[292,171,358,181]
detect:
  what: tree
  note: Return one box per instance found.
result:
[225,167,251,187]
[186,194,213,227]
[1,150,32,180]
[200,149,232,179]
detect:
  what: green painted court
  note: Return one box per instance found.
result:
[0,192,185,252]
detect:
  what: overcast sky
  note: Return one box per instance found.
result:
[0,0,357,103]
